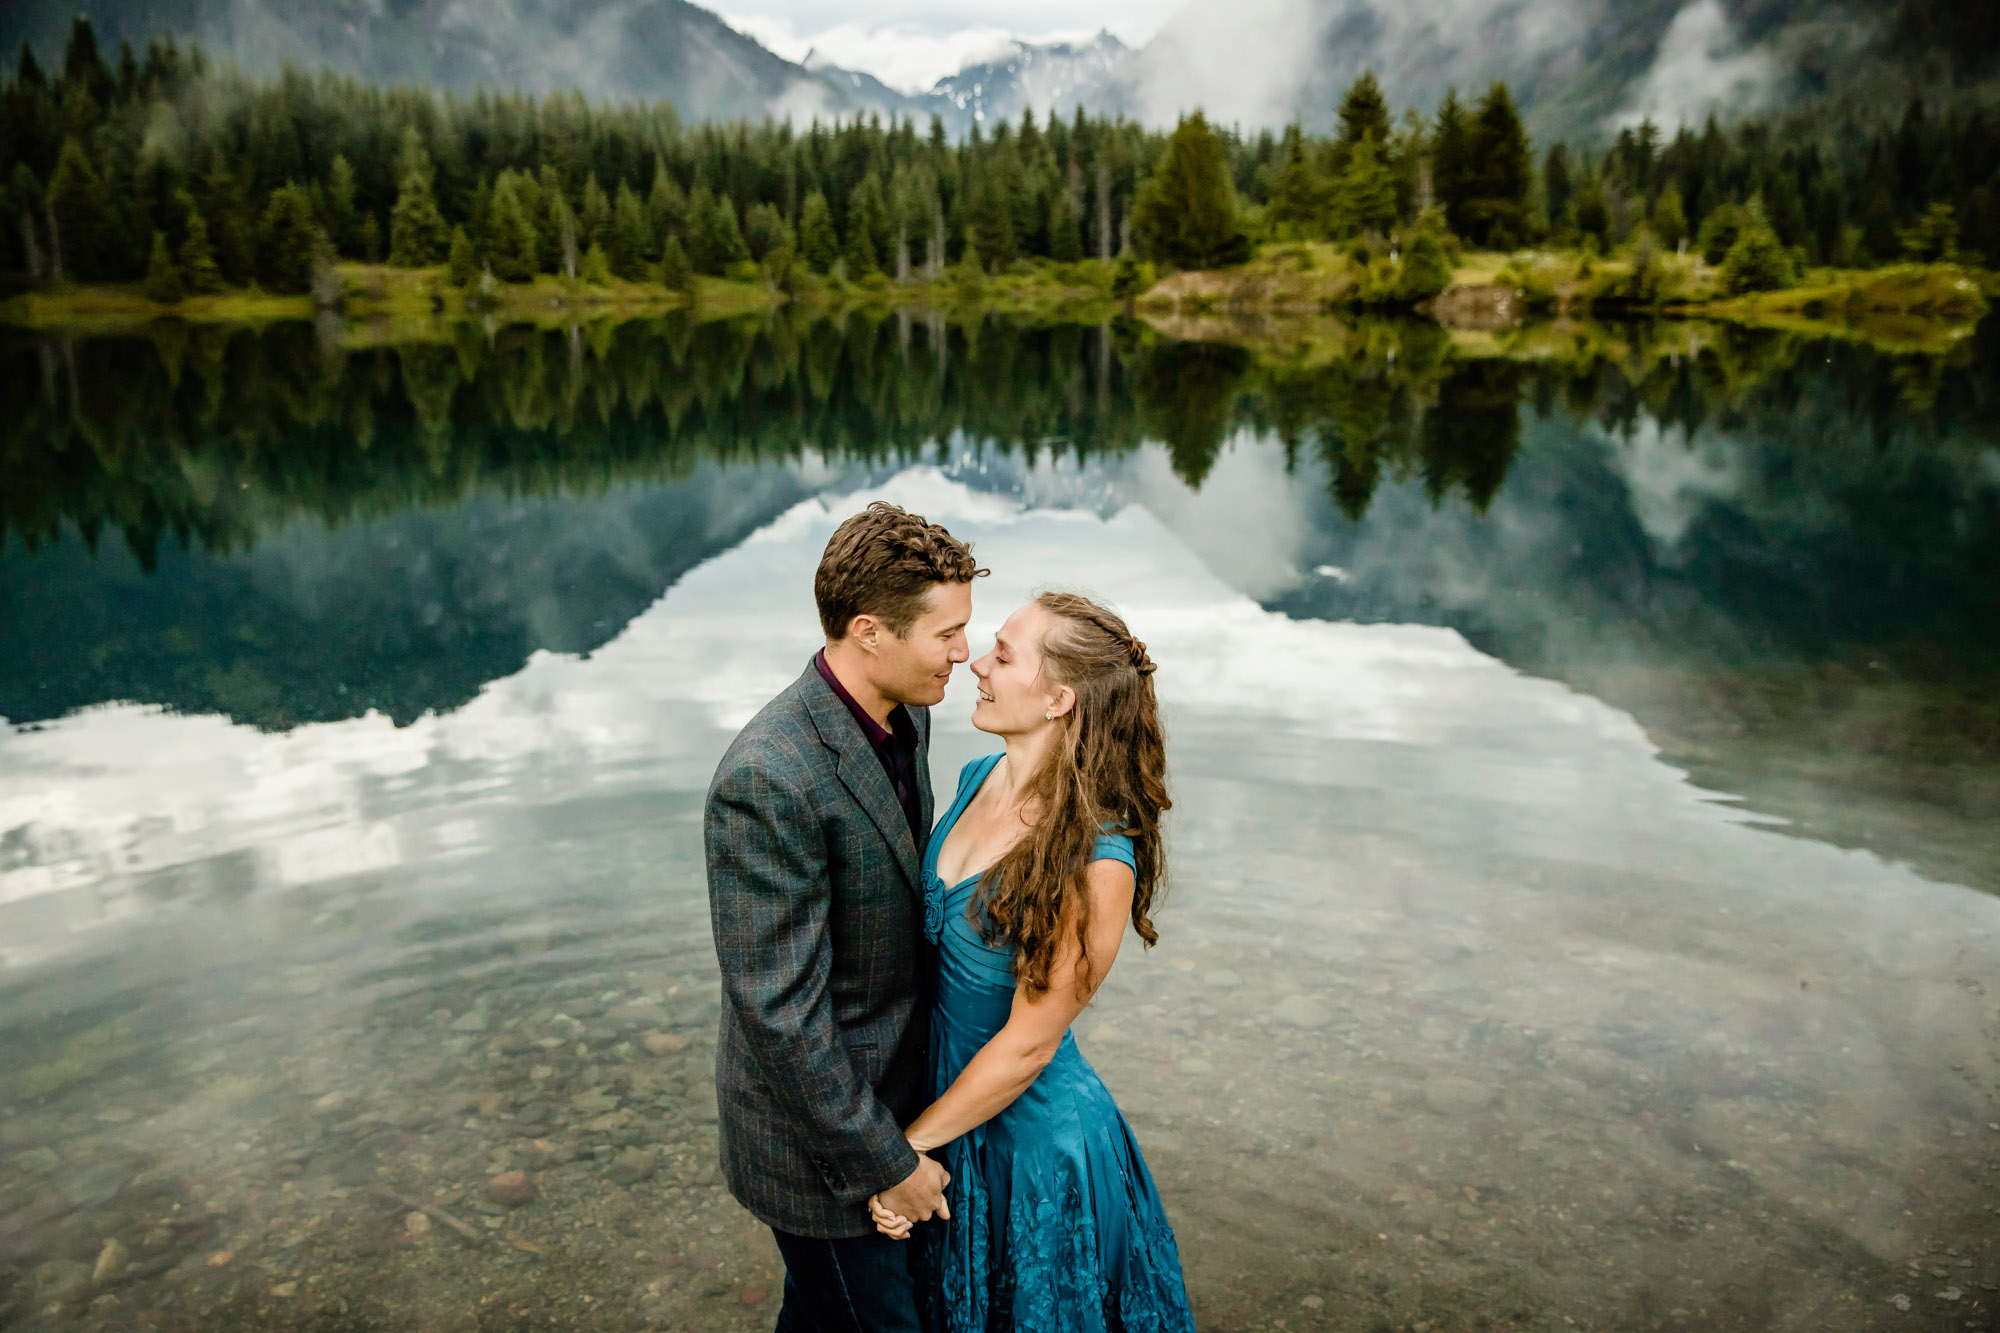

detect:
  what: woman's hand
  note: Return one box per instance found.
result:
[868,1193,914,1240]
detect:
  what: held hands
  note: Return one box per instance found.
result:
[868,1149,949,1240]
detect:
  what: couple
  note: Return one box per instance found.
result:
[705,502,1195,1332]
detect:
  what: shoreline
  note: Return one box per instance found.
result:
[3,253,1988,356]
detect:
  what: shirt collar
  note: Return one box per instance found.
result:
[813,650,915,752]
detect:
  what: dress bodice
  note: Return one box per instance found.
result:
[922,753,1137,996]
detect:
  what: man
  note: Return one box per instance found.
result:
[706,501,986,1331]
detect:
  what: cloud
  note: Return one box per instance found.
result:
[1613,0,1782,130]
[1127,0,1596,131]
[722,15,1020,91]
[716,0,1173,92]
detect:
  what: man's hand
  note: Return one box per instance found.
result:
[870,1152,950,1239]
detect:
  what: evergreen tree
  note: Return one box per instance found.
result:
[388,130,448,267]
[1543,146,1573,231]
[580,241,612,284]
[1267,126,1326,237]
[799,190,839,274]
[326,153,358,255]
[659,234,692,291]
[177,202,223,293]
[143,229,184,303]
[258,183,320,293]
[487,172,539,281]
[1331,135,1398,238]
[610,180,651,279]
[1131,112,1250,270]
[844,175,885,275]
[1336,73,1393,166]
[969,170,1019,271]
[447,225,477,286]
[743,202,792,262]
[647,161,687,250]
[1048,188,1083,262]
[1463,82,1532,247]
[1571,178,1609,246]
[46,136,105,282]
[62,17,114,108]
[1651,185,1687,250]
[1432,90,1474,239]
[581,174,612,253]
[1696,201,1751,264]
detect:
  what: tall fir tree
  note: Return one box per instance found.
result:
[177,200,223,293]
[1336,72,1394,169]
[446,224,477,287]
[486,172,538,281]
[258,183,319,293]
[799,190,839,274]
[610,180,651,279]
[1268,125,1327,237]
[1130,112,1249,270]
[1463,82,1533,247]
[1432,90,1473,239]
[143,229,183,302]
[1331,134,1398,238]
[388,129,448,267]
[46,136,105,282]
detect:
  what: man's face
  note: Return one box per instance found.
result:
[872,581,973,707]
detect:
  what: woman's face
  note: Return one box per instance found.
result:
[968,602,1064,736]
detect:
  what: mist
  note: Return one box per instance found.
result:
[1612,0,1781,129]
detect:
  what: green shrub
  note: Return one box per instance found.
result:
[1722,221,1800,294]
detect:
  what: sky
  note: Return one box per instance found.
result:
[711,0,1181,92]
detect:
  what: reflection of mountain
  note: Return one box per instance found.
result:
[1254,376,2000,893]
[5,311,1997,900]
[2,465,830,730]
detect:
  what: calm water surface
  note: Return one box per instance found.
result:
[2,315,1997,1332]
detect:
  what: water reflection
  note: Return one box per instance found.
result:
[3,314,1999,1330]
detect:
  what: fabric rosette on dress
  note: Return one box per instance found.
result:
[922,870,947,943]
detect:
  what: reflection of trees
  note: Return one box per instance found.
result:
[5,312,1996,571]
[1130,341,1250,485]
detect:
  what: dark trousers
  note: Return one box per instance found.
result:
[769,1226,921,1333]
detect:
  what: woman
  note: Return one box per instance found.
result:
[868,591,1196,1332]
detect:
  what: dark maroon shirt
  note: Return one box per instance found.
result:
[814,650,925,849]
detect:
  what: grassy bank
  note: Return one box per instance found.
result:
[0,257,1121,334]
[1131,242,1990,354]
[3,251,1986,357]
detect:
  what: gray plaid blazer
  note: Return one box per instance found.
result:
[705,660,934,1238]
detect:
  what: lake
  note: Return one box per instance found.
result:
[2,311,1997,1331]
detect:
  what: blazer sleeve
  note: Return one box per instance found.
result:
[705,750,921,1203]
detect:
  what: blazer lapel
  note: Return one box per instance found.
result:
[801,666,924,894]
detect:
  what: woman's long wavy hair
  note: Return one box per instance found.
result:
[971,592,1171,1000]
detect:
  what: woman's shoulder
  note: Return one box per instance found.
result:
[1090,827,1136,872]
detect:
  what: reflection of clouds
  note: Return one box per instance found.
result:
[1124,429,1310,602]
[1605,419,1743,555]
[1,465,1669,966]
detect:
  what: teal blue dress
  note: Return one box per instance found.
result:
[913,753,1196,1333]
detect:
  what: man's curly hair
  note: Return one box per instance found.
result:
[814,501,987,639]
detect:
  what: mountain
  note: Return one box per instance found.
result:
[1108,0,1999,142]
[0,0,916,124]
[927,32,1131,129]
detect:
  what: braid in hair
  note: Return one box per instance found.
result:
[972,591,1171,999]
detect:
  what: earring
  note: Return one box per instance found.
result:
[1044,711,1054,721]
